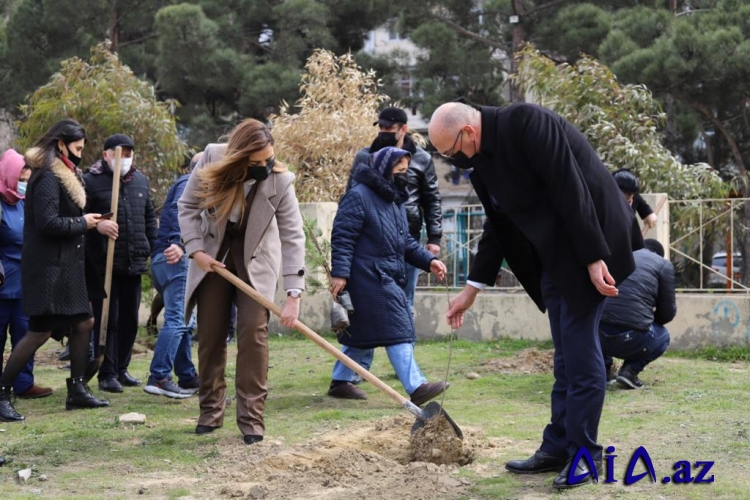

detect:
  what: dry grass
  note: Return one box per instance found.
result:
[270,49,389,203]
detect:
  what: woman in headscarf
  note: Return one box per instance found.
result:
[0,149,53,401]
[0,119,109,423]
[327,146,449,405]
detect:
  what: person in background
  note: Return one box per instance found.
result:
[613,168,657,230]
[0,149,53,400]
[179,119,306,445]
[599,239,675,389]
[348,107,442,311]
[0,119,110,422]
[84,134,157,393]
[328,146,449,405]
[143,152,203,399]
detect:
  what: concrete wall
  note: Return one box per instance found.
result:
[269,291,750,349]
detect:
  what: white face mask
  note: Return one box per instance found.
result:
[109,156,134,176]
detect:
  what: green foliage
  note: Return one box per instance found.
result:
[515,45,728,201]
[667,344,750,363]
[15,42,188,206]
[301,216,332,294]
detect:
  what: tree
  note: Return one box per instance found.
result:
[514,45,732,286]
[16,42,188,206]
[270,49,388,203]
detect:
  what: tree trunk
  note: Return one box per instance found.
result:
[669,0,677,15]
[510,0,525,102]
[109,6,120,53]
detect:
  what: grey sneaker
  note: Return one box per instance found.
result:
[143,377,193,399]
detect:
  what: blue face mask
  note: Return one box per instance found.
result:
[17,181,27,196]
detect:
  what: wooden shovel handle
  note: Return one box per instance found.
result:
[211,265,410,406]
[99,146,122,348]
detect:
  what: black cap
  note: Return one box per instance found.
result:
[103,134,135,151]
[374,107,408,127]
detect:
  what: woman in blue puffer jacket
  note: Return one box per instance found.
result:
[328,146,448,406]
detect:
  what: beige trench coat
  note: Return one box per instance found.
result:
[178,143,306,320]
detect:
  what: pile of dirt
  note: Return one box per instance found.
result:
[408,413,473,466]
[483,348,554,375]
[203,416,482,499]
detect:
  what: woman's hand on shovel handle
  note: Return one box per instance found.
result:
[280,297,300,328]
[330,277,347,300]
[192,251,225,273]
[430,259,447,281]
[446,285,480,329]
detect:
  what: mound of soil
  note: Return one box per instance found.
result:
[408,413,473,466]
[483,348,554,375]
[202,416,483,499]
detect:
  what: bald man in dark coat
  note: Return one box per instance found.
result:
[429,101,639,489]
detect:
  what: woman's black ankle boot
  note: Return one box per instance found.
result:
[0,385,24,422]
[65,377,109,410]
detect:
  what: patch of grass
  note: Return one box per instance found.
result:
[1,336,748,499]
[666,344,750,362]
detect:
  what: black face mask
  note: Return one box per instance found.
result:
[245,157,275,182]
[377,132,399,148]
[393,173,408,190]
[64,145,82,167]
[450,151,474,170]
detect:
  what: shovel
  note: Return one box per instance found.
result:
[84,146,122,383]
[212,265,462,439]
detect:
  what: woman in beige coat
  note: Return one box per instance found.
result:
[178,119,305,445]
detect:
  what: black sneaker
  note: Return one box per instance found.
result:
[143,376,193,399]
[616,366,644,389]
[178,376,199,395]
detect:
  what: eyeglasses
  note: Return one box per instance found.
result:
[440,130,463,159]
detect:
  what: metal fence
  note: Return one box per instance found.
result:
[418,198,750,293]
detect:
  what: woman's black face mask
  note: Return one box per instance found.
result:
[245,157,275,181]
[393,172,408,189]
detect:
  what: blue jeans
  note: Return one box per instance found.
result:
[404,264,420,312]
[0,298,33,393]
[600,323,670,374]
[540,273,606,462]
[331,343,427,394]
[148,253,197,383]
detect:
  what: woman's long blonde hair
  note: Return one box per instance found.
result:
[196,119,275,222]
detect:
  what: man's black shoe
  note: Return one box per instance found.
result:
[553,457,602,489]
[195,424,220,435]
[616,366,644,389]
[505,451,568,474]
[243,434,263,445]
[98,377,123,393]
[118,372,142,387]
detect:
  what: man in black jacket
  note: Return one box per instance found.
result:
[84,134,157,393]
[429,102,637,489]
[347,107,442,310]
[600,239,675,389]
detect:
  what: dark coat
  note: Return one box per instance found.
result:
[349,135,442,244]
[467,104,638,317]
[601,248,676,331]
[331,161,435,349]
[151,173,189,258]
[84,159,157,276]
[21,148,91,317]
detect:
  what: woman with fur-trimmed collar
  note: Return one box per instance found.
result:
[327,146,449,406]
[0,119,109,423]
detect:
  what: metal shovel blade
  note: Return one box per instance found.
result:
[411,401,463,440]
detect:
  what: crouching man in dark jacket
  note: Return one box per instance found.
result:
[600,239,675,389]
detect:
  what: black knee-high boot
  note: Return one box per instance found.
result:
[65,377,109,411]
[0,385,24,422]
